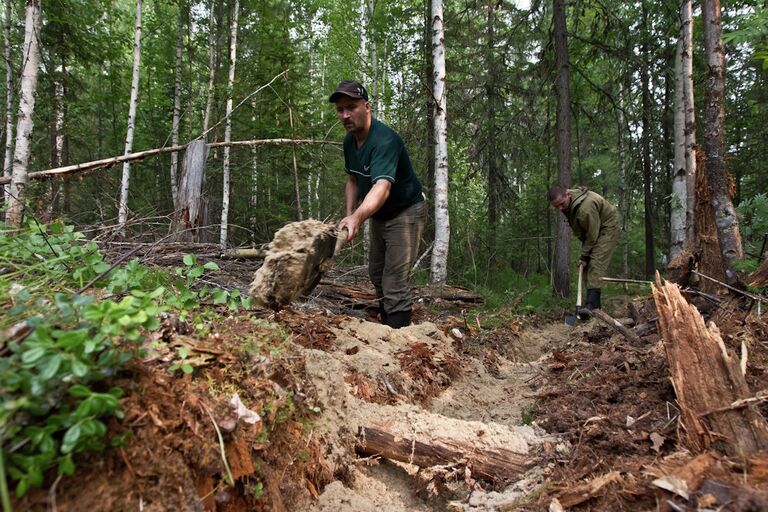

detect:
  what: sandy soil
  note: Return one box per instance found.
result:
[297,318,573,512]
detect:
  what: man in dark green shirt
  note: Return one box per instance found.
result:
[330,80,426,329]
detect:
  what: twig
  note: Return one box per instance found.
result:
[413,241,434,271]
[49,473,62,512]
[699,390,768,417]
[199,403,235,486]
[691,270,766,304]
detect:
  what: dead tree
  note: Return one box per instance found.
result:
[653,276,768,455]
[170,140,208,242]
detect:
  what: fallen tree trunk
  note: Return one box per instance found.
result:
[592,309,642,344]
[0,138,339,186]
[653,275,768,455]
[356,425,534,482]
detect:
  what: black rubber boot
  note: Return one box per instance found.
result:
[385,310,412,329]
[586,288,601,310]
[379,301,388,325]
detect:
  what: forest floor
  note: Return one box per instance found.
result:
[16,257,768,512]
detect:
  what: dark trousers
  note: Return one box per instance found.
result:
[369,200,426,314]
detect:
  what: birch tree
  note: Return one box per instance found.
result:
[6,0,41,227]
[170,3,185,211]
[429,0,449,287]
[202,0,215,134]
[702,0,743,283]
[117,0,143,231]
[2,0,13,204]
[670,0,696,261]
[219,0,239,247]
[552,0,572,296]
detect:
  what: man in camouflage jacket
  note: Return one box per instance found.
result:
[548,185,620,316]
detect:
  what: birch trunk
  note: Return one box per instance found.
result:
[641,1,655,278]
[6,0,41,227]
[429,0,449,287]
[117,0,143,231]
[2,0,13,205]
[170,3,184,211]
[670,33,687,260]
[288,103,303,220]
[202,0,215,134]
[681,0,696,242]
[552,0,572,297]
[702,0,743,284]
[367,0,377,112]
[47,63,66,219]
[617,85,629,277]
[219,0,239,247]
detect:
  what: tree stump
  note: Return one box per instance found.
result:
[653,275,768,455]
[170,139,208,242]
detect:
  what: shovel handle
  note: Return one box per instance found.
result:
[334,227,349,256]
[576,264,583,308]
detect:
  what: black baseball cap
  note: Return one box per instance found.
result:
[328,80,369,103]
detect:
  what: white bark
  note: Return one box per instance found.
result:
[117,0,143,230]
[429,0,449,287]
[617,84,629,277]
[670,33,687,260]
[219,0,238,247]
[6,0,41,227]
[681,0,696,242]
[202,0,215,134]
[367,0,377,113]
[170,4,184,211]
[3,0,14,204]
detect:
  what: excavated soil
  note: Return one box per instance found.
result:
[15,267,768,511]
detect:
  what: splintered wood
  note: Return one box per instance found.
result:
[653,275,768,455]
[249,220,339,310]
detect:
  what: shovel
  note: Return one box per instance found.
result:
[564,264,584,326]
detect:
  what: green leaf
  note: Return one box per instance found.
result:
[21,346,46,364]
[62,424,82,454]
[71,359,90,378]
[58,455,75,476]
[183,254,195,266]
[40,355,62,380]
[213,290,228,304]
[177,347,189,359]
[187,267,204,280]
[16,478,28,498]
[181,364,194,374]
[203,261,220,270]
[69,385,92,398]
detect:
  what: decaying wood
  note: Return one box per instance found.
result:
[0,138,339,186]
[653,275,768,455]
[591,309,642,344]
[220,248,266,259]
[356,425,534,482]
[170,140,208,242]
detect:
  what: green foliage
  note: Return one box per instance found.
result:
[736,194,768,273]
[725,6,768,69]
[0,222,253,497]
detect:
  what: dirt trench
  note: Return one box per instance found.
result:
[294,316,577,512]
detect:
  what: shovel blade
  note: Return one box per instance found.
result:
[564,314,577,326]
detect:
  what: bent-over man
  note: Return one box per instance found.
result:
[330,80,426,329]
[548,185,619,316]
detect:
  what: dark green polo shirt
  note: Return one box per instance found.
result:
[343,118,423,221]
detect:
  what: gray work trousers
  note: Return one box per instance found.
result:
[369,200,427,314]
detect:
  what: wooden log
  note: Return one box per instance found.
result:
[653,274,768,455]
[591,309,642,344]
[356,425,534,482]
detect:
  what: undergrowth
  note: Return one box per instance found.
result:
[0,220,249,504]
